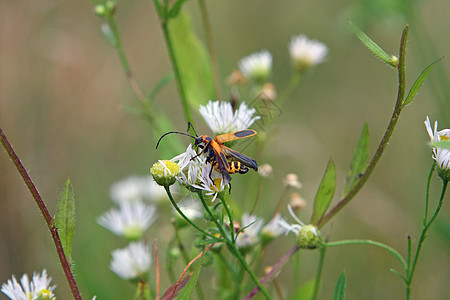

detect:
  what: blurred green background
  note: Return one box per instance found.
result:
[1,0,449,299]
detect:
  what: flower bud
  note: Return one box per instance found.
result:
[150,160,180,186]
[390,55,399,67]
[297,225,322,249]
[289,193,306,212]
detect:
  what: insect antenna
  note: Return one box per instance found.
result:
[156,131,197,149]
[186,121,199,137]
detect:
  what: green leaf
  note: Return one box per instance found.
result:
[149,73,175,101]
[55,179,76,264]
[290,278,317,300]
[169,12,215,110]
[430,140,450,150]
[168,0,190,18]
[177,253,205,300]
[333,271,346,300]
[343,122,369,196]
[402,57,444,107]
[348,20,395,67]
[310,158,336,225]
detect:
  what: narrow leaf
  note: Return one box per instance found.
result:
[333,271,346,300]
[310,159,336,225]
[55,179,76,264]
[177,257,204,300]
[161,275,191,300]
[403,57,444,107]
[430,140,450,150]
[343,122,369,196]
[169,12,215,109]
[149,73,175,101]
[348,20,395,67]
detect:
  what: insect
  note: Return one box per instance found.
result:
[156,122,258,184]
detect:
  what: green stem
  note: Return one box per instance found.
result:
[197,0,221,99]
[311,247,326,300]
[106,16,150,105]
[164,186,219,241]
[154,4,193,123]
[197,192,272,300]
[423,163,436,225]
[219,193,236,244]
[277,72,302,106]
[324,239,407,270]
[317,25,410,228]
[406,180,448,299]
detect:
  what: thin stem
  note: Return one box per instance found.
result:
[406,180,448,298]
[324,239,407,270]
[250,177,264,215]
[219,194,236,244]
[0,128,82,300]
[154,239,160,300]
[164,186,219,241]
[317,25,410,228]
[197,192,272,300]
[423,163,436,225]
[311,247,326,300]
[197,0,221,99]
[155,6,193,123]
[106,16,150,105]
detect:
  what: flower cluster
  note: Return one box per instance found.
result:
[1,270,56,300]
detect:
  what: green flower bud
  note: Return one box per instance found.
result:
[390,55,399,67]
[151,160,180,186]
[94,4,107,17]
[297,225,322,249]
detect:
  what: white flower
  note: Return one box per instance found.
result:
[425,116,450,176]
[110,242,152,281]
[199,100,260,135]
[110,176,167,204]
[238,50,272,82]
[172,144,205,188]
[191,162,229,202]
[1,270,56,300]
[97,202,157,240]
[236,213,264,249]
[289,34,328,71]
[261,213,289,241]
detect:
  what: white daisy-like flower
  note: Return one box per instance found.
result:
[97,201,157,240]
[425,116,450,178]
[171,144,205,189]
[236,213,264,249]
[199,100,260,135]
[289,34,328,71]
[261,213,289,243]
[110,176,168,204]
[277,205,322,249]
[110,242,152,281]
[1,269,56,300]
[191,162,229,202]
[238,50,272,82]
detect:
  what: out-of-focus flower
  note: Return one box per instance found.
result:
[110,242,152,281]
[175,197,203,220]
[199,100,260,135]
[260,83,278,101]
[1,270,56,300]
[283,173,302,189]
[227,70,246,85]
[425,116,450,181]
[97,202,157,241]
[289,34,328,71]
[289,193,307,212]
[236,213,264,250]
[239,50,272,82]
[151,160,180,186]
[110,176,167,204]
[261,213,289,244]
[258,164,273,178]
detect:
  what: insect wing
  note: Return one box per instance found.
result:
[221,145,258,171]
[210,141,232,183]
[215,129,257,144]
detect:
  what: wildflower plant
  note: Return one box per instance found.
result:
[1,2,449,300]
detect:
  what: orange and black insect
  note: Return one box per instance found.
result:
[156,122,258,183]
